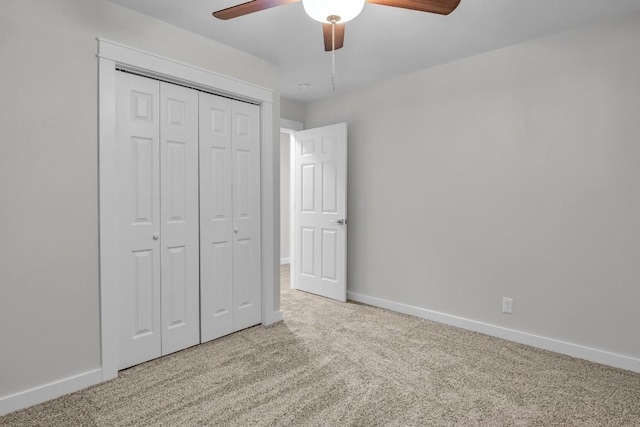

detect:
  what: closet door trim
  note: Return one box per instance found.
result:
[98,38,280,383]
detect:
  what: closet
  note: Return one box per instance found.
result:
[115,72,261,370]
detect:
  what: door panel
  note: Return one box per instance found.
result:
[301,227,315,277]
[165,245,187,328]
[116,72,162,369]
[231,100,261,331]
[200,94,261,340]
[322,161,338,213]
[131,249,155,337]
[301,164,316,212]
[131,137,154,223]
[159,82,200,356]
[294,123,347,302]
[199,93,234,342]
[321,228,337,281]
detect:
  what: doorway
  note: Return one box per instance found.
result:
[280,120,303,292]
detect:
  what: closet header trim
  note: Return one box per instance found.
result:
[98,38,274,105]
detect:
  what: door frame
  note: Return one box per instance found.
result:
[280,119,303,289]
[98,39,280,381]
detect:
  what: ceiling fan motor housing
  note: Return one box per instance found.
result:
[302,0,366,23]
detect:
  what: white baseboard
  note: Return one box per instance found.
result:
[347,291,640,374]
[0,368,103,416]
[271,309,284,323]
[280,258,290,265]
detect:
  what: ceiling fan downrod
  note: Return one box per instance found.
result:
[328,15,340,91]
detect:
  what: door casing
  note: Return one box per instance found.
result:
[279,119,304,289]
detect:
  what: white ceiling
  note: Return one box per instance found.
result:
[108,0,640,103]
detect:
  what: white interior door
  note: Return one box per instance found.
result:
[159,82,200,355]
[294,123,348,301]
[200,93,262,342]
[116,73,201,369]
[116,72,162,369]
[199,93,234,341]
[230,100,262,331]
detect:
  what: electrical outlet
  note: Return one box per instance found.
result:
[502,297,514,314]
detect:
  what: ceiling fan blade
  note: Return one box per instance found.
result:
[365,0,460,15]
[213,0,300,20]
[323,23,345,52]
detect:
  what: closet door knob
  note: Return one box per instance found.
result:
[234,228,239,234]
[152,233,160,240]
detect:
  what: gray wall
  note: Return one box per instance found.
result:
[281,98,305,124]
[304,14,640,360]
[0,0,279,398]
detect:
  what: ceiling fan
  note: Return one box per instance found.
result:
[212,0,461,52]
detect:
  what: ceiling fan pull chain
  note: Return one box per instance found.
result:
[331,19,336,91]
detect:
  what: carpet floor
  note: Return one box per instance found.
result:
[2,265,639,426]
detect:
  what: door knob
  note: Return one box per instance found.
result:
[329,219,346,225]
[234,228,239,233]
[152,233,160,240]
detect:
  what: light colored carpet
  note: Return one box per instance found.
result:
[2,265,639,426]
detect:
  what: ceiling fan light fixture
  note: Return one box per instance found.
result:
[302,0,365,23]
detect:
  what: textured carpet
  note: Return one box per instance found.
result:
[2,265,640,426]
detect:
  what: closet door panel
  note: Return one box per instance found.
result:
[160,82,200,355]
[232,100,262,330]
[199,93,234,342]
[116,72,162,370]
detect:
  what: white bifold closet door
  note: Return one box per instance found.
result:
[116,72,200,370]
[199,92,262,343]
